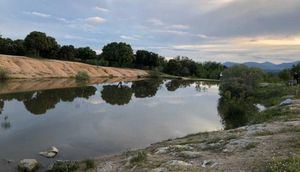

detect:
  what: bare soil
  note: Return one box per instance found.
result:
[0,54,148,79]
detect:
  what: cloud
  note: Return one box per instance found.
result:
[148,19,164,26]
[95,6,109,12]
[25,11,51,18]
[168,24,190,30]
[120,35,139,40]
[85,16,106,26]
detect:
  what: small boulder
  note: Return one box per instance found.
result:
[280,99,293,106]
[162,160,192,167]
[179,151,201,158]
[202,160,218,168]
[39,146,59,158]
[18,159,39,172]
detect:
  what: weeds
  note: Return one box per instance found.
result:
[0,67,9,81]
[75,71,89,81]
[84,159,95,169]
[266,157,300,172]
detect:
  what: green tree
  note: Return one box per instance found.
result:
[135,50,159,69]
[75,47,97,61]
[278,69,292,81]
[57,45,76,60]
[102,42,135,67]
[24,31,59,58]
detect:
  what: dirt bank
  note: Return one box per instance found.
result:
[0,54,148,79]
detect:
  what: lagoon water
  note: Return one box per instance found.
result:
[0,79,221,163]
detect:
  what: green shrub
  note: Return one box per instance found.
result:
[0,67,9,80]
[75,71,89,81]
[47,160,79,172]
[266,157,300,172]
[130,151,147,164]
[84,159,95,169]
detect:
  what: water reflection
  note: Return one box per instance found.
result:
[0,79,221,162]
[0,86,97,115]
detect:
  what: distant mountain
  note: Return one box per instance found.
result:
[223,61,300,72]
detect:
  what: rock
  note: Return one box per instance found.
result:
[179,151,201,158]
[246,124,266,135]
[202,160,218,168]
[39,146,59,158]
[155,147,169,154]
[280,99,293,106]
[97,161,114,172]
[255,104,266,112]
[162,160,192,167]
[18,159,39,172]
[151,167,167,172]
[223,139,257,152]
[169,145,193,151]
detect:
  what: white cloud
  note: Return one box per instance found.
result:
[197,34,209,39]
[25,11,51,18]
[85,16,106,26]
[95,6,109,12]
[168,24,190,30]
[120,35,139,40]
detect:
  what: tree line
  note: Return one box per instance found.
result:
[0,31,225,79]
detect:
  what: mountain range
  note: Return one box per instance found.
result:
[223,61,300,72]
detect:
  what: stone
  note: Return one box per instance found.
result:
[18,159,39,172]
[202,160,217,168]
[162,160,192,167]
[39,146,59,158]
[151,167,167,172]
[97,161,114,172]
[255,104,266,112]
[155,147,169,154]
[280,99,293,106]
[179,151,201,158]
[223,139,257,152]
[246,124,266,135]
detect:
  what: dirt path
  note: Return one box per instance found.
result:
[0,54,148,79]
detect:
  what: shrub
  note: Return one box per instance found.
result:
[130,151,147,164]
[266,157,300,172]
[47,160,79,172]
[75,71,89,81]
[84,159,95,169]
[0,67,9,80]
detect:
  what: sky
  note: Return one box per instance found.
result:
[0,0,300,63]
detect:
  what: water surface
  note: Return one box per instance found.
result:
[0,79,221,164]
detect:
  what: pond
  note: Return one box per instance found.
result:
[0,79,221,165]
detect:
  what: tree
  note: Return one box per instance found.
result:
[75,47,97,61]
[102,42,135,67]
[24,31,59,58]
[0,37,25,55]
[164,59,182,75]
[57,45,76,60]
[135,50,159,69]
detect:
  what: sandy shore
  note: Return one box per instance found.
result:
[0,54,148,79]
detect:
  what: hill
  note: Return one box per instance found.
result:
[224,61,300,72]
[0,54,148,79]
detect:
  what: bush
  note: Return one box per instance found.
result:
[130,151,147,164]
[0,67,9,80]
[267,157,300,172]
[47,160,79,172]
[75,71,89,81]
[84,159,95,169]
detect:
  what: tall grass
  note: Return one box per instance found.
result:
[0,67,9,80]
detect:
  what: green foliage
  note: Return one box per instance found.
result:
[266,157,300,172]
[0,37,25,55]
[84,159,95,169]
[278,69,293,81]
[75,47,97,61]
[24,31,59,58]
[135,50,160,69]
[102,42,135,67]
[57,45,76,60]
[75,71,90,81]
[130,151,147,164]
[47,161,79,172]
[220,65,264,98]
[0,67,9,80]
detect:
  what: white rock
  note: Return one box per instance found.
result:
[280,99,293,106]
[39,146,59,158]
[162,160,192,167]
[155,147,169,154]
[18,159,39,171]
[151,167,167,172]
[202,160,217,168]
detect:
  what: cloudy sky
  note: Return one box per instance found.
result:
[0,0,299,63]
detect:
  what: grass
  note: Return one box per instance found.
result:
[266,157,300,172]
[0,67,9,81]
[83,159,95,169]
[244,142,258,150]
[130,151,147,164]
[47,160,79,172]
[75,71,89,81]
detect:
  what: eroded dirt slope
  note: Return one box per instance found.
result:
[0,54,148,79]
